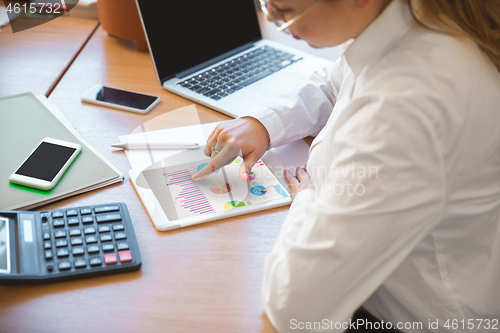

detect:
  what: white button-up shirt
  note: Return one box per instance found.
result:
[247,0,500,332]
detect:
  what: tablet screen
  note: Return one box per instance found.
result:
[141,157,289,221]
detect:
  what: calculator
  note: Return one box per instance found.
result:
[0,202,141,284]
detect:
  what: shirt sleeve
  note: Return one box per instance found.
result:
[242,57,344,148]
[261,95,446,333]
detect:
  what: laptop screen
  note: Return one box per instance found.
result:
[137,0,262,83]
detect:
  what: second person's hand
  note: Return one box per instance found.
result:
[191,117,271,182]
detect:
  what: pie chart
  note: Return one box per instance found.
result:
[197,163,219,174]
[223,201,246,210]
[231,157,243,166]
[250,185,267,196]
[210,181,232,194]
[268,184,288,197]
[248,172,256,180]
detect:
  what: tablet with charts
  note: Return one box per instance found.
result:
[130,149,292,231]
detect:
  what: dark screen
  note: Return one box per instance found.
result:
[137,0,262,82]
[96,87,158,110]
[16,142,76,182]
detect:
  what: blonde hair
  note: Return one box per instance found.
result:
[406,0,500,72]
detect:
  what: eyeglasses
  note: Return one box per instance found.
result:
[259,0,323,34]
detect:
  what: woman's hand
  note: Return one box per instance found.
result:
[284,166,315,200]
[192,117,271,182]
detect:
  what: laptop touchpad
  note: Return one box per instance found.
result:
[252,72,303,97]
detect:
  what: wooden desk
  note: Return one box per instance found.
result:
[0,15,98,97]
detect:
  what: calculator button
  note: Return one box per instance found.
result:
[67,217,79,226]
[84,226,96,235]
[71,237,83,246]
[58,260,71,270]
[96,213,121,223]
[117,242,129,251]
[44,241,52,249]
[66,209,78,217]
[114,232,127,240]
[41,212,48,222]
[82,216,94,224]
[94,205,119,213]
[54,230,67,239]
[57,248,69,258]
[86,235,98,244]
[104,253,117,265]
[112,224,124,231]
[102,244,114,252]
[43,232,51,240]
[72,247,85,256]
[118,250,132,263]
[52,211,64,218]
[87,244,100,254]
[53,219,65,228]
[69,229,81,237]
[45,250,53,260]
[80,208,92,215]
[74,258,87,268]
[100,234,112,242]
[90,257,102,266]
[56,239,68,248]
[98,225,110,233]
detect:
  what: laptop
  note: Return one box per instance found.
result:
[135,0,332,118]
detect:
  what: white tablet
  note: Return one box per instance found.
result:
[129,148,292,231]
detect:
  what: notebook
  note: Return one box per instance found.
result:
[135,0,332,118]
[0,93,124,210]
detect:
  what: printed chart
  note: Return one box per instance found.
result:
[210,181,232,194]
[223,201,246,210]
[143,158,289,221]
[250,185,267,196]
[164,170,214,216]
[197,162,220,174]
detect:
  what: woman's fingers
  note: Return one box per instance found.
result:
[239,150,259,182]
[296,167,310,181]
[284,169,298,186]
[197,117,271,181]
[204,126,224,156]
[192,142,240,180]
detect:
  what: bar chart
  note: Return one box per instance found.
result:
[164,169,215,215]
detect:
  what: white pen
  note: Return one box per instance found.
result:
[111,142,200,150]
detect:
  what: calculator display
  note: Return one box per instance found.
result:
[0,218,10,274]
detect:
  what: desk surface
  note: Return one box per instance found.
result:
[0,16,99,97]
[0,13,340,333]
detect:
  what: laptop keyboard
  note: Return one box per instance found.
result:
[177,45,302,101]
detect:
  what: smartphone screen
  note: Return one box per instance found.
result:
[15,142,77,182]
[95,86,158,110]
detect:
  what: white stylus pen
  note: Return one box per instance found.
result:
[111,142,200,150]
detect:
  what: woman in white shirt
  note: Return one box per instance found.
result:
[192,0,500,331]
